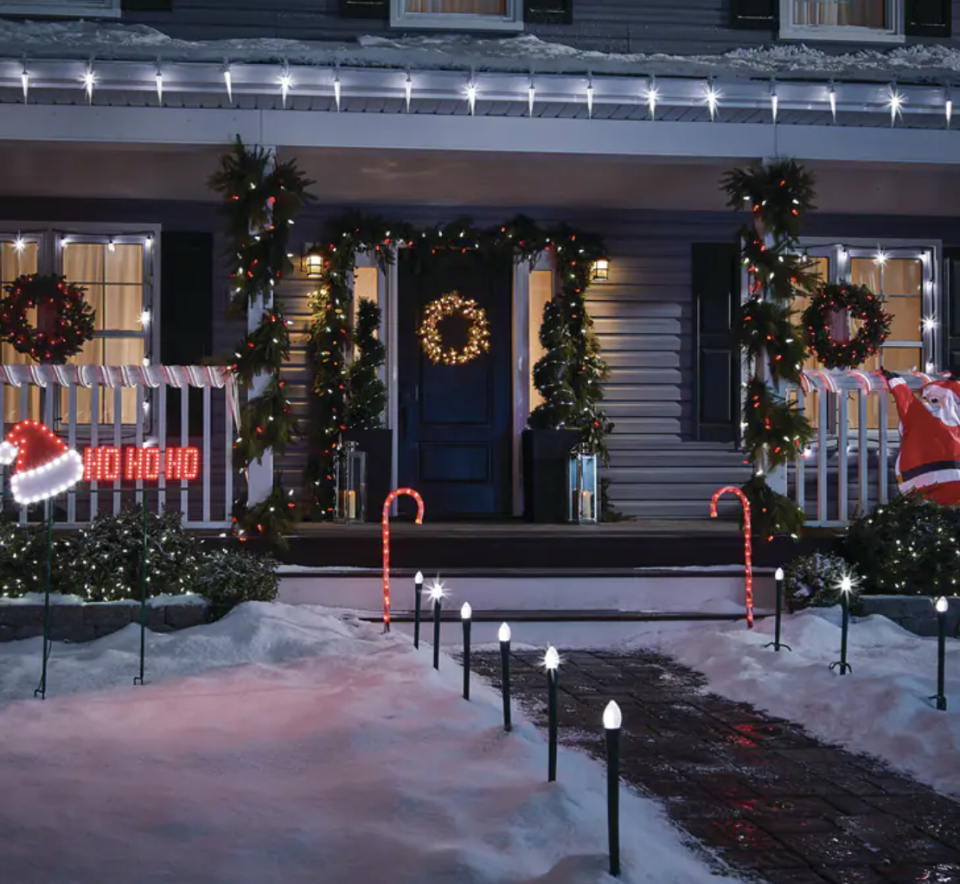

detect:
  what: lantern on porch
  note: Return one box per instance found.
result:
[301,244,324,280]
[592,257,610,282]
[334,440,367,523]
[568,443,598,524]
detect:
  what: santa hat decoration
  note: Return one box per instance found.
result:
[0,420,84,505]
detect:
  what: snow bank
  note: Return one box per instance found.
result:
[0,602,740,884]
[3,20,960,82]
[626,608,960,797]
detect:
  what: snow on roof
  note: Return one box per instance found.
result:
[3,20,960,83]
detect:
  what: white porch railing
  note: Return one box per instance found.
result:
[783,368,930,528]
[0,365,239,529]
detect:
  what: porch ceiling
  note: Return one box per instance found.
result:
[0,143,959,217]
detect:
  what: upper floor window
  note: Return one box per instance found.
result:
[0,0,120,16]
[391,0,523,30]
[780,0,904,41]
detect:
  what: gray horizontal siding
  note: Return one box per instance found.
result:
[120,0,960,56]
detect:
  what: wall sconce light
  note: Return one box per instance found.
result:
[301,244,324,279]
[592,257,610,282]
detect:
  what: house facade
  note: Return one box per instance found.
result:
[0,0,957,525]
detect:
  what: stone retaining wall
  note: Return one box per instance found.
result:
[857,595,959,638]
[0,603,207,643]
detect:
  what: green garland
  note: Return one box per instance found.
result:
[209,137,314,545]
[723,159,816,540]
[304,213,611,517]
[802,282,892,370]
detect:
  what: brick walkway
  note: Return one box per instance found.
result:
[470,650,960,884]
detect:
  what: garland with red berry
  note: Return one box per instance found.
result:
[209,138,314,545]
[0,274,95,364]
[802,282,892,370]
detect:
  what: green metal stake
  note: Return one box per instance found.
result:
[545,646,559,782]
[414,571,423,650]
[499,623,512,732]
[604,701,622,878]
[34,501,53,700]
[134,491,148,686]
[433,593,442,671]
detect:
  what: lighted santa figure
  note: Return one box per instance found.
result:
[884,370,960,506]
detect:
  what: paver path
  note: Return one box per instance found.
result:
[471,649,960,884]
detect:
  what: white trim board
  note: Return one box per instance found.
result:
[2,105,960,165]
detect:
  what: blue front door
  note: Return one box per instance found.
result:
[397,250,512,518]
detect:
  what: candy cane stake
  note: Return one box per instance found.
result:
[709,486,754,628]
[382,488,425,633]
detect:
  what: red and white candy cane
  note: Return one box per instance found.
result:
[382,488,425,633]
[709,486,754,628]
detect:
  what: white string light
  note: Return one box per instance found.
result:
[20,67,28,103]
[828,82,837,123]
[466,81,477,116]
[155,68,163,105]
[528,81,536,118]
[874,248,888,267]
[82,68,96,104]
[405,73,412,112]
[334,72,341,112]
[947,90,953,128]
[13,234,25,254]
[770,81,778,123]
[923,315,939,332]
[645,76,659,120]
[586,75,594,119]
[705,80,720,121]
[279,70,292,108]
[223,66,233,103]
[887,85,905,127]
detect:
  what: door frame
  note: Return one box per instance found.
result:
[375,245,550,517]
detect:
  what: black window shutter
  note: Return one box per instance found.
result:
[525,0,573,25]
[692,243,740,444]
[340,0,389,18]
[121,0,172,11]
[944,247,960,375]
[905,0,951,36]
[729,0,778,29]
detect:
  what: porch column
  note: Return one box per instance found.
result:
[246,145,275,507]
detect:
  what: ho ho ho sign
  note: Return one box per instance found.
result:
[83,446,201,483]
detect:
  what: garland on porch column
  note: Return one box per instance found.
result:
[303,214,612,518]
[723,159,816,540]
[209,137,314,544]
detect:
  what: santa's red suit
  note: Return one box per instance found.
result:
[888,376,960,506]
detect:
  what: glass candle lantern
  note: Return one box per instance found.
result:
[334,440,367,524]
[568,444,598,524]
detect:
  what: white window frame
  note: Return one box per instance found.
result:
[390,0,523,31]
[779,0,905,43]
[0,0,121,17]
[799,237,939,371]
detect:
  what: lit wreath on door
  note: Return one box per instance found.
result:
[418,292,491,366]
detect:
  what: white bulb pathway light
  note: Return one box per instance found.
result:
[544,645,560,782]
[461,602,472,700]
[765,567,791,652]
[603,700,622,878]
[427,578,446,670]
[413,570,424,649]
[499,622,512,731]
[932,596,949,711]
[830,573,857,675]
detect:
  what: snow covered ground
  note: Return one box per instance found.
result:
[0,603,740,884]
[3,19,960,81]
[626,608,960,799]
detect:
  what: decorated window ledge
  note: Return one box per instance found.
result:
[778,0,905,43]
[390,0,523,31]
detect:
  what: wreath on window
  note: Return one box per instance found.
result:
[418,292,491,366]
[0,274,96,365]
[801,282,892,370]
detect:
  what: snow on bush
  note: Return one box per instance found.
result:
[784,551,850,610]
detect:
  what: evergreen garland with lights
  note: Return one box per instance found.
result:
[723,159,817,540]
[345,298,388,429]
[209,137,314,544]
[304,214,613,516]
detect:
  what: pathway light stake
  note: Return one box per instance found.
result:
[34,502,54,700]
[414,571,424,649]
[428,579,446,671]
[764,567,791,652]
[545,645,560,782]
[829,573,856,675]
[932,596,949,711]
[461,602,472,700]
[134,492,149,685]
[603,701,622,878]
[499,622,512,732]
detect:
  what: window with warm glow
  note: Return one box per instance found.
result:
[0,230,155,427]
[391,0,522,29]
[780,0,903,41]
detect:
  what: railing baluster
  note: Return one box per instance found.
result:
[858,388,869,516]
[817,389,828,525]
[203,385,211,525]
[879,393,889,505]
[19,384,28,524]
[158,383,167,512]
[135,384,144,507]
[181,382,189,520]
[90,381,99,518]
[67,383,77,525]
[796,387,805,515]
[838,393,849,523]
[113,386,122,515]
[0,380,6,506]
[224,385,233,527]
